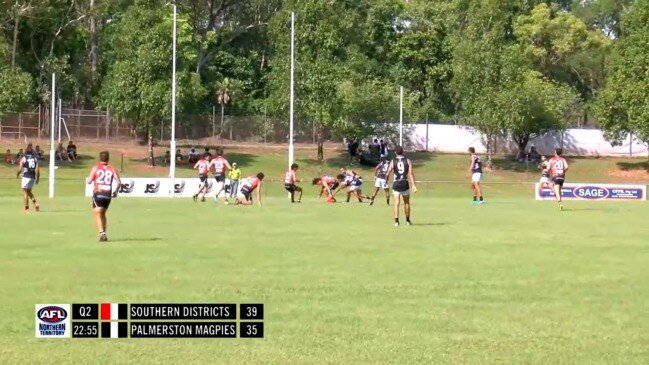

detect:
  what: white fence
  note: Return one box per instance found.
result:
[408,124,649,157]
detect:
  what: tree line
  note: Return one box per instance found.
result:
[0,0,647,153]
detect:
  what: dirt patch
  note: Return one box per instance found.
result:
[607,169,649,182]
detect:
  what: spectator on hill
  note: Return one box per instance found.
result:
[369,138,381,158]
[164,151,171,165]
[5,149,15,164]
[204,147,212,158]
[67,141,77,161]
[35,145,44,160]
[56,143,68,161]
[188,147,200,164]
[175,149,184,164]
[380,139,388,158]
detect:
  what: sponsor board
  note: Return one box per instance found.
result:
[535,183,646,201]
[85,178,245,198]
[35,304,71,338]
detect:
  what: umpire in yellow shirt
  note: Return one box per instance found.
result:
[228,162,242,197]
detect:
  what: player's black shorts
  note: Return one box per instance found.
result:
[199,174,208,183]
[330,182,340,190]
[92,193,112,209]
[552,176,565,186]
[392,180,410,192]
[214,174,225,183]
[285,183,297,192]
[241,187,252,201]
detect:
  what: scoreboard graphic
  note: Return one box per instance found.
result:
[35,303,264,339]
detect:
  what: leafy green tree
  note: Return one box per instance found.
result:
[0,38,31,116]
[98,0,205,163]
[594,0,649,153]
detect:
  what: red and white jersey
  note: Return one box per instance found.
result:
[322,175,337,187]
[194,159,209,175]
[548,156,568,177]
[284,170,296,184]
[209,156,229,175]
[88,162,117,193]
[243,176,261,191]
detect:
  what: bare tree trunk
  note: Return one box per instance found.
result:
[220,103,224,146]
[89,0,99,78]
[11,1,19,69]
[317,124,324,162]
[147,122,155,167]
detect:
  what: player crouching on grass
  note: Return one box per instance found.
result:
[235,173,265,206]
[16,144,40,212]
[285,163,303,203]
[312,175,341,202]
[86,151,121,242]
[333,173,369,203]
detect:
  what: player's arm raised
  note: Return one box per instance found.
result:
[408,159,417,193]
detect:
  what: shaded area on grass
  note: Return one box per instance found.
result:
[617,161,649,172]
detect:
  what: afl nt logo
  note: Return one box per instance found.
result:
[35,304,70,338]
[38,306,67,323]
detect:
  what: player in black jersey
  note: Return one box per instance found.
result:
[369,156,391,206]
[386,146,417,226]
[467,147,485,204]
[16,144,40,212]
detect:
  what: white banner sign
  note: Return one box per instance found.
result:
[84,177,245,198]
[535,182,646,201]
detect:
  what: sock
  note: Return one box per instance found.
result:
[406,216,411,223]
[24,205,29,210]
[479,196,483,201]
[473,196,477,201]
[394,218,399,224]
[33,199,37,204]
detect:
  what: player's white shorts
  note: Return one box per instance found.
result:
[348,183,362,191]
[540,176,551,184]
[21,177,35,190]
[471,173,482,183]
[374,178,388,189]
[392,189,410,197]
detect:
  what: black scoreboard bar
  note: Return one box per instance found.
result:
[130,304,237,320]
[130,322,237,338]
[72,304,99,320]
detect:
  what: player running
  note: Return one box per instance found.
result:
[312,175,341,200]
[387,146,417,226]
[284,163,303,203]
[468,147,485,204]
[369,156,391,206]
[16,144,40,212]
[192,153,211,202]
[538,156,552,197]
[235,173,265,206]
[209,148,232,204]
[86,151,121,242]
[548,148,569,210]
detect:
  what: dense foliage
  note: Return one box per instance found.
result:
[0,0,645,149]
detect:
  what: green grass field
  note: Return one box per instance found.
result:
[1,144,648,364]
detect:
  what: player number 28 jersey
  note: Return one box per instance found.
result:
[90,163,117,193]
